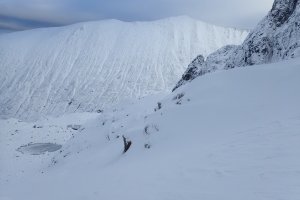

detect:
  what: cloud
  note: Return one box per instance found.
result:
[0,0,274,31]
[0,14,60,31]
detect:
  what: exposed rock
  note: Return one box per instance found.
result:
[174,0,300,91]
[270,0,298,27]
[173,45,237,90]
[227,0,300,68]
[67,124,83,131]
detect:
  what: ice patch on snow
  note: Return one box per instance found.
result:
[17,143,62,155]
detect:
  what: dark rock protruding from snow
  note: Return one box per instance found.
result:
[173,45,237,90]
[270,0,298,27]
[173,55,205,91]
[174,0,300,91]
[228,0,300,68]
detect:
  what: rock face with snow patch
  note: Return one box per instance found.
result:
[0,17,247,120]
[174,0,300,90]
[173,45,237,91]
[228,0,300,67]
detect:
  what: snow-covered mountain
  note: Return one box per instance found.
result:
[1,57,300,200]
[1,1,300,199]
[0,16,248,121]
[174,0,300,90]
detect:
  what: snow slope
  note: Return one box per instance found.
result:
[0,16,248,121]
[1,58,300,200]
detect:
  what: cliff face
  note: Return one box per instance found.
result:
[173,45,237,91]
[174,0,300,91]
[228,0,300,68]
[270,0,298,27]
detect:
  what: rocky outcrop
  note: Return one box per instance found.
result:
[270,0,298,27]
[227,0,300,68]
[173,45,237,90]
[173,55,205,91]
[174,0,300,91]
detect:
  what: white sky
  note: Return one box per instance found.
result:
[0,0,274,30]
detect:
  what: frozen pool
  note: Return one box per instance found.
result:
[17,143,62,155]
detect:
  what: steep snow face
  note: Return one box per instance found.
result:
[1,58,300,200]
[174,0,300,90]
[0,16,248,121]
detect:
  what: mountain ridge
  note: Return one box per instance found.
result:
[0,16,248,120]
[174,0,300,90]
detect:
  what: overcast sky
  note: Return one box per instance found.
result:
[0,0,274,32]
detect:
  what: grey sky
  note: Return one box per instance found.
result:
[0,0,274,31]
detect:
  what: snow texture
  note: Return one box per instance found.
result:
[174,0,300,90]
[0,16,247,121]
[1,58,300,200]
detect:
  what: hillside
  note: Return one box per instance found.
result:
[1,58,300,200]
[0,16,248,121]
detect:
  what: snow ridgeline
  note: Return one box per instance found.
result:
[174,0,300,90]
[1,57,300,200]
[0,16,248,121]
